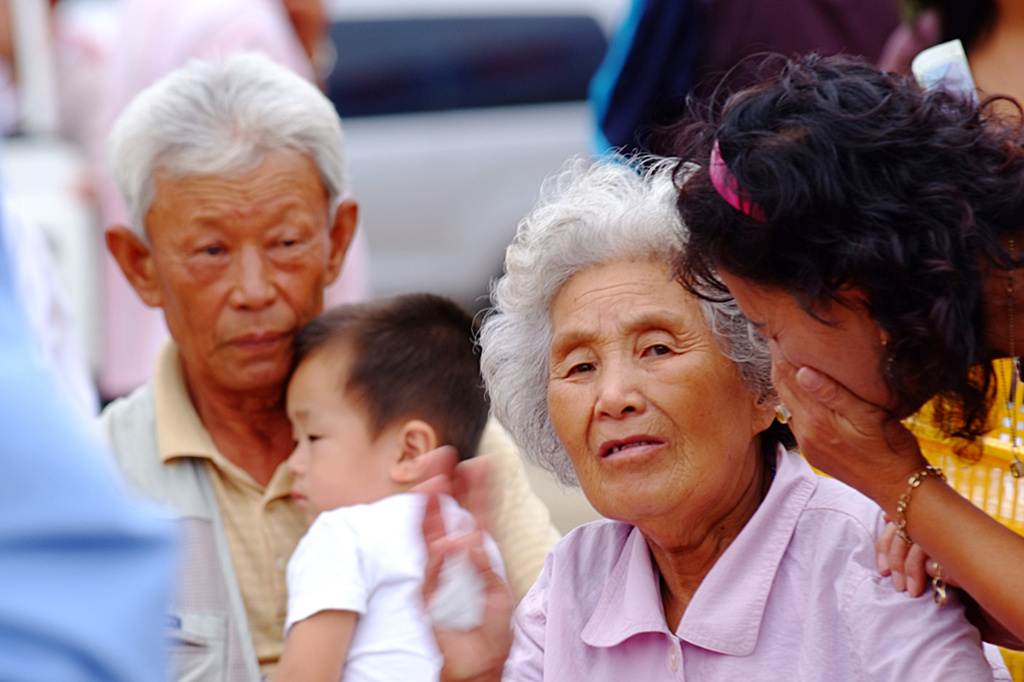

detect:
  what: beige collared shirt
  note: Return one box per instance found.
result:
[152,342,307,678]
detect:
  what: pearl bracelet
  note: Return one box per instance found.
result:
[894,465,945,546]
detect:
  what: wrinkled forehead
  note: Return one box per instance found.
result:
[146,147,329,217]
[143,149,333,245]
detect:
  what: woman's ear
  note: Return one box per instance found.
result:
[391,419,440,485]
[752,396,778,435]
[842,285,889,348]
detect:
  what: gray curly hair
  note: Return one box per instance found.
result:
[479,156,775,487]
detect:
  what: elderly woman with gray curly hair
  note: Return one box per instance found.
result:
[422,156,1009,681]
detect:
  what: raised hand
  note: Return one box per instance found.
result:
[421,490,513,682]
[770,350,927,510]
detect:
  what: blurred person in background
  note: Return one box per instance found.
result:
[590,0,901,154]
[98,53,559,681]
[879,0,1024,107]
[0,174,98,417]
[0,180,177,681]
[0,0,109,143]
[0,0,100,416]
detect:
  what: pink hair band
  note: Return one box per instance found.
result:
[708,140,767,222]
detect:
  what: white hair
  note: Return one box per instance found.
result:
[108,52,348,239]
[479,156,775,487]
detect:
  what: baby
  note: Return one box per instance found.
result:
[274,293,502,682]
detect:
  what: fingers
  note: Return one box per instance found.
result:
[452,455,494,535]
[886,533,912,592]
[924,558,961,589]
[423,492,448,545]
[875,520,925,596]
[876,521,896,576]
[794,366,871,426]
[903,543,929,597]
[416,446,460,497]
[876,519,964,598]
[422,493,448,601]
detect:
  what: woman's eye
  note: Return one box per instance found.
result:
[567,362,594,376]
[644,344,671,357]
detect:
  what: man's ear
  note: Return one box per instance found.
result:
[326,198,358,286]
[391,419,440,485]
[105,225,163,308]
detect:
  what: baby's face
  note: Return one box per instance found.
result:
[285,350,398,522]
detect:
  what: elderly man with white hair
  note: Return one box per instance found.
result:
[98,52,559,682]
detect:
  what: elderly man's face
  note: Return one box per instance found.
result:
[546,259,774,529]
[109,150,355,397]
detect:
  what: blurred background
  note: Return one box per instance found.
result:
[4,0,621,530]
[3,0,623,393]
[3,0,913,532]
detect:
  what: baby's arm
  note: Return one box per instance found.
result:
[274,610,358,682]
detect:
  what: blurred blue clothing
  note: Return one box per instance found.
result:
[590,0,702,153]
[0,191,177,681]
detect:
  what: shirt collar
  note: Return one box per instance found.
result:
[152,339,293,499]
[582,525,674,647]
[580,445,817,654]
[676,446,816,655]
[153,339,219,465]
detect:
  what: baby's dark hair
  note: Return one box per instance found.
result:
[671,52,1024,441]
[294,293,489,461]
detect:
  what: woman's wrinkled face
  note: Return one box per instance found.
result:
[546,259,773,528]
[718,271,893,411]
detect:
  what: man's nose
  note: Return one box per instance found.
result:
[229,247,277,309]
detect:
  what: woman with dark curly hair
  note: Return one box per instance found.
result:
[673,52,1024,645]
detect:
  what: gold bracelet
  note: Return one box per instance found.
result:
[893,465,945,546]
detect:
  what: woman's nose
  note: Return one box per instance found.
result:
[594,365,645,418]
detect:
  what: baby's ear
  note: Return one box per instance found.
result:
[391,420,440,485]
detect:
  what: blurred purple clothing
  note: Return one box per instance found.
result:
[696,0,899,94]
[593,0,901,152]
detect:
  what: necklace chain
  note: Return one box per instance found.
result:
[1007,238,1024,477]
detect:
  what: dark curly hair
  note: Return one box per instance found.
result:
[671,53,1024,441]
